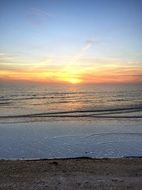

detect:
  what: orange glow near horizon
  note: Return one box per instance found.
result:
[0,55,142,84]
[0,67,142,84]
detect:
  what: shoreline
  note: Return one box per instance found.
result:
[0,157,142,190]
[0,155,142,161]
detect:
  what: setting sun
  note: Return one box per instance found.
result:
[55,65,83,84]
[66,78,82,84]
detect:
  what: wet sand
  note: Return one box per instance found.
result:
[0,157,142,190]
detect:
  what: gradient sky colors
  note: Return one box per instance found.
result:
[0,0,142,84]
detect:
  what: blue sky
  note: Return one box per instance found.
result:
[0,0,142,84]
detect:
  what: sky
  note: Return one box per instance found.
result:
[0,0,142,84]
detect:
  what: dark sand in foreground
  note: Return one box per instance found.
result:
[0,157,142,190]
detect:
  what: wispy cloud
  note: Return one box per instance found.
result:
[70,39,96,63]
[82,39,96,51]
[0,53,16,64]
[27,7,54,26]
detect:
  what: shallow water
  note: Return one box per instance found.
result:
[0,83,142,159]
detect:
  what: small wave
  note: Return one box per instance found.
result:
[85,132,142,138]
[0,106,142,119]
[0,102,12,105]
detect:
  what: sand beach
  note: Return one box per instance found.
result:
[0,157,142,190]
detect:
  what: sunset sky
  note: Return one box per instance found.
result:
[0,0,142,84]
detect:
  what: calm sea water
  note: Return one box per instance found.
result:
[0,83,142,159]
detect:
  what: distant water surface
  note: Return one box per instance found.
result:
[0,84,142,159]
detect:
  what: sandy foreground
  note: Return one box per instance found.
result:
[0,157,142,190]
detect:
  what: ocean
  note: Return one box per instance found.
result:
[0,83,142,159]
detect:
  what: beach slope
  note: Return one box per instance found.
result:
[0,157,142,190]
